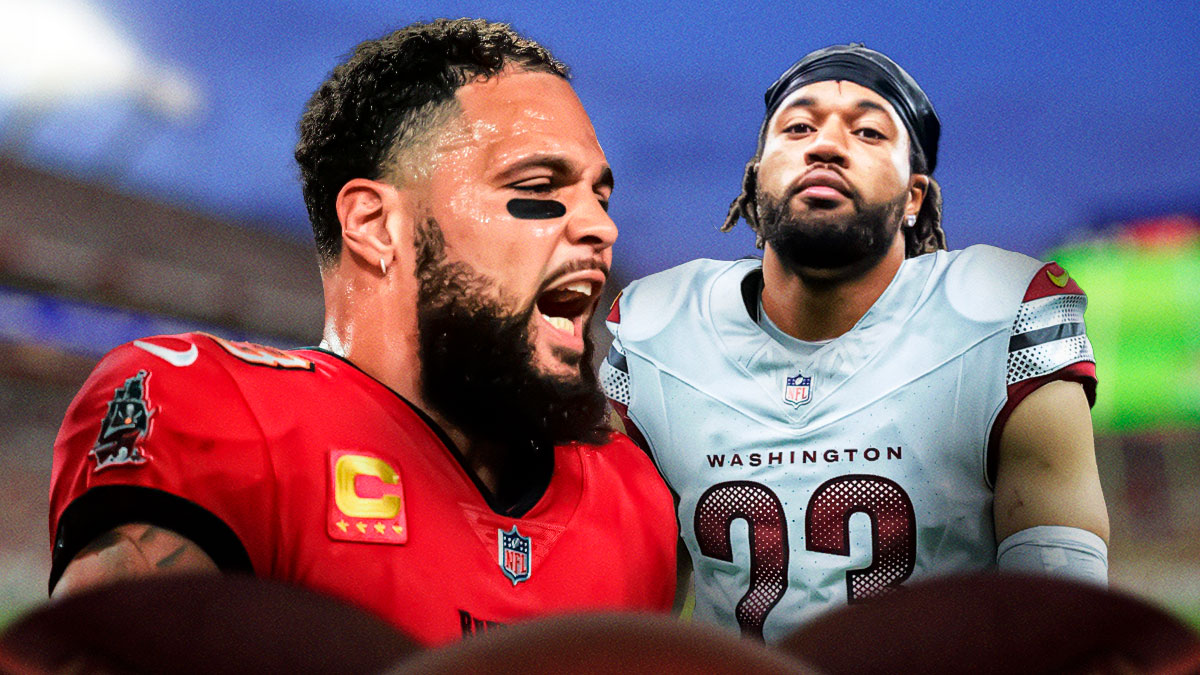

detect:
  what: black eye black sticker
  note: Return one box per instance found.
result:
[507,198,566,220]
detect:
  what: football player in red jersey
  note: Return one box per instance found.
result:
[48,19,677,645]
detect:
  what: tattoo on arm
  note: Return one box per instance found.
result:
[53,523,219,599]
[156,543,192,569]
[77,529,127,556]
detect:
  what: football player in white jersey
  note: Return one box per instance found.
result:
[601,44,1110,643]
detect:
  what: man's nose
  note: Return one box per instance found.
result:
[566,197,618,251]
[804,123,849,167]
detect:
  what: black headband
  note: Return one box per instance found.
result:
[759,44,940,174]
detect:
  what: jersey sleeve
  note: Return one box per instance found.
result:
[48,334,274,591]
[600,292,651,452]
[986,262,1099,482]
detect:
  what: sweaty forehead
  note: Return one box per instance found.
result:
[440,70,604,171]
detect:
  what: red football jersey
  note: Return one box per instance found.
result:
[50,332,678,645]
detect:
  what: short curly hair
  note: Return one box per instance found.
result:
[295,19,569,267]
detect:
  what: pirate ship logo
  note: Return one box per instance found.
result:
[90,370,156,471]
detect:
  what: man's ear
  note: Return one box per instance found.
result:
[905,174,930,219]
[336,178,407,274]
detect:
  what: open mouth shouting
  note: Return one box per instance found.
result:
[534,271,605,352]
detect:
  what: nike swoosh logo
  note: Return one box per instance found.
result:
[1046,269,1070,287]
[133,339,198,367]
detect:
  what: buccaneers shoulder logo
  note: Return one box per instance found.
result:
[90,370,156,471]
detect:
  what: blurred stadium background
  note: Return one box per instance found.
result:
[1,0,1197,628]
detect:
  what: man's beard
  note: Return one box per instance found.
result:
[757,184,907,279]
[413,218,610,452]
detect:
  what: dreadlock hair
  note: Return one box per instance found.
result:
[721,143,947,258]
[295,19,569,268]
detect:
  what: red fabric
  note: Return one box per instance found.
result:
[50,333,677,646]
[1023,261,1085,301]
[606,291,622,324]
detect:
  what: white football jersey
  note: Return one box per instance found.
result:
[602,245,1096,643]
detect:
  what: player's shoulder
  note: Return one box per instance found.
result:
[57,333,310,474]
[621,257,755,301]
[940,244,1042,290]
[610,258,757,340]
[96,332,314,379]
[570,432,674,501]
[932,245,1079,324]
[568,432,652,475]
[80,332,319,420]
[941,243,1085,292]
[580,430,646,456]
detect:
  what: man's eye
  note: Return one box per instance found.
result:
[784,123,814,134]
[856,128,886,140]
[512,180,554,193]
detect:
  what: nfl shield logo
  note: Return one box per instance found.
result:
[783,370,813,407]
[498,526,531,585]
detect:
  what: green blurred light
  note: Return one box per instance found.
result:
[1046,235,1200,434]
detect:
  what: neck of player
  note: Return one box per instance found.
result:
[760,232,906,342]
[321,295,533,501]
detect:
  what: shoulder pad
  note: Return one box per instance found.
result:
[71,334,260,455]
[198,333,314,371]
[610,259,756,343]
[941,245,1044,324]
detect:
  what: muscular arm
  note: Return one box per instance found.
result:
[993,379,1110,543]
[52,523,219,599]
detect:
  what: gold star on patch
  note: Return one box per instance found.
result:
[336,520,349,532]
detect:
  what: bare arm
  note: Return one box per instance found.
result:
[993,379,1110,543]
[52,523,219,599]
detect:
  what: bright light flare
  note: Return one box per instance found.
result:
[0,0,202,122]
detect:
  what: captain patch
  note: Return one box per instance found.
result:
[327,451,408,545]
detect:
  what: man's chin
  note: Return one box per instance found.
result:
[792,194,855,216]
[770,234,891,279]
[785,200,860,231]
[760,190,907,277]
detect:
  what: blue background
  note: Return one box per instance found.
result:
[7,1,1200,277]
